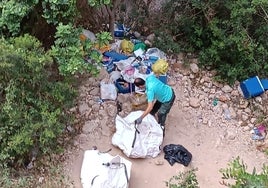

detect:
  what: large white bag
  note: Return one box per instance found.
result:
[80,149,132,188]
[112,111,163,158]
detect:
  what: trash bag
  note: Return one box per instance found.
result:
[80,29,96,42]
[134,42,146,51]
[151,59,169,75]
[145,48,167,60]
[120,39,134,54]
[163,144,192,166]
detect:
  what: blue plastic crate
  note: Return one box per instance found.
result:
[240,76,265,99]
[114,30,124,38]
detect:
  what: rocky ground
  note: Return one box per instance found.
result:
[63,55,268,188]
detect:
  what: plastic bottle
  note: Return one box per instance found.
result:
[253,127,260,135]
[224,108,231,120]
[213,98,218,106]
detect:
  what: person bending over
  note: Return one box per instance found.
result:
[133,74,175,136]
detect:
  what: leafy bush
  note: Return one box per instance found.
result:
[42,0,77,24]
[156,0,268,84]
[0,1,37,35]
[154,30,182,55]
[0,0,78,36]
[154,0,198,54]
[165,169,199,188]
[220,157,268,187]
[0,34,76,167]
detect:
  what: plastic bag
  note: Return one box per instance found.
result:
[120,39,134,54]
[112,111,163,158]
[109,71,122,83]
[152,59,169,75]
[145,48,167,60]
[100,79,117,100]
[121,66,137,83]
[80,149,132,188]
[163,144,192,166]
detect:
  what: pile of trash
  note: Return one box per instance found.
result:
[80,25,169,101]
[79,26,194,188]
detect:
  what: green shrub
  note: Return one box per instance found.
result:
[0,1,37,35]
[0,34,76,167]
[165,168,199,188]
[220,157,268,187]
[154,31,182,55]
[156,0,268,84]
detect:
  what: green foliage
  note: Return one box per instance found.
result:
[220,157,268,187]
[0,0,38,35]
[155,0,201,53]
[0,0,77,36]
[157,0,268,84]
[0,34,76,167]
[49,23,102,76]
[154,31,182,55]
[88,0,111,7]
[96,31,113,47]
[165,169,199,188]
[42,0,77,24]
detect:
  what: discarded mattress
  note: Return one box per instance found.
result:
[80,149,132,188]
[112,111,163,158]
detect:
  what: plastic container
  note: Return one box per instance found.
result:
[224,108,231,120]
[114,30,124,37]
[240,76,265,99]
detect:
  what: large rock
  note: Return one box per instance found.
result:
[189,97,200,108]
[190,63,199,74]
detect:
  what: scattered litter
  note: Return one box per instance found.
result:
[223,108,231,120]
[100,79,118,100]
[95,98,104,105]
[213,98,218,106]
[250,124,267,141]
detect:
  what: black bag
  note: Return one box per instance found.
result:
[163,144,192,166]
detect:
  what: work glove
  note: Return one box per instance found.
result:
[135,117,143,124]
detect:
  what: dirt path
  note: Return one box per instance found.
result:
[65,83,268,188]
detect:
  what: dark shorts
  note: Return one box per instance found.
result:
[150,89,176,116]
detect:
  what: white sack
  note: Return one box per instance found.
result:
[112,111,163,158]
[81,149,132,188]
